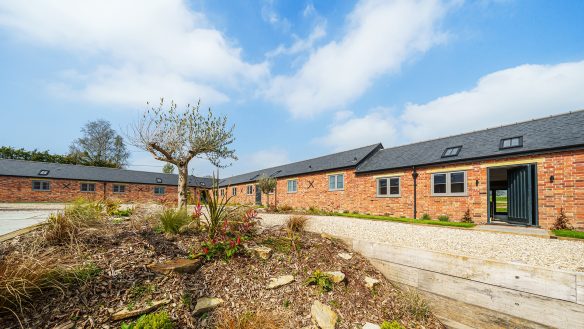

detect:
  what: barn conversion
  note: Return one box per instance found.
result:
[0,159,212,204]
[219,110,584,229]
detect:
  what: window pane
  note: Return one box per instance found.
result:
[503,139,511,148]
[451,172,464,183]
[434,174,446,184]
[450,172,465,193]
[378,179,387,195]
[329,176,335,190]
[511,137,519,146]
[389,178,399,195]
[336,175,344,189]
[433,174,446,194]
[293,181,297,191]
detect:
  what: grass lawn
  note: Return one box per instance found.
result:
[495,196,507,213]
[553,229,584,240]
[326,212,476,228]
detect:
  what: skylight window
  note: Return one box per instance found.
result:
[442,146,462,158]
[156,178,163,183]
[500,136,523,149]
[270,170,282,177]
[38,170,50,176]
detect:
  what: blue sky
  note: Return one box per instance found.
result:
[1,0,583,177]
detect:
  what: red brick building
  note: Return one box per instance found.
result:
[0,160,212,204]
[220,111,584,229]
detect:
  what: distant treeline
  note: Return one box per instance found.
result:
[0,146,119,168]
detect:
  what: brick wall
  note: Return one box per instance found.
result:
[222,149,584,229]
[0,176,202,204]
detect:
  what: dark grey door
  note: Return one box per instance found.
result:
[255,185,262,205]
[507,165,533,224]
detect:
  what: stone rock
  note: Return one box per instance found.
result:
[147,258,203,274]
[311,300,338,329]
[250,246,273,260]
[193,297,224,315]
[363,323,381,329]
[267,275,295,289]
[337,253,353,260]
[364,277,380,289]
[111,299,169,321]
[324,271,345,283]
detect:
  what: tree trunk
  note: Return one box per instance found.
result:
[177,164,188,209]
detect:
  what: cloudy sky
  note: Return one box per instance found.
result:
[1,0,583,177]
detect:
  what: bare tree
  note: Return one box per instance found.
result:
[257,174,277,207]
[129,99,236,208]
[70,119,130,168]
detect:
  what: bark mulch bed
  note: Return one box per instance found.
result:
[0,216,444,329]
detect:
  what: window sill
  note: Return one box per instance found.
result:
[376,195,401,198]
[328,189,344,192]
[431,193,468,197]
[32,190,51,192]
[287,191,297,194]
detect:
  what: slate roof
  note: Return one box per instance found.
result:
[356,110,584,173]
[219,143,383,186]
[0,159,213,187]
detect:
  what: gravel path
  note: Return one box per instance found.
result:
[259,213,584,273]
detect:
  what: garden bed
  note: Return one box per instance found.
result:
[0,205,443,329]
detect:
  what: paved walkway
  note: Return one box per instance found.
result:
[0,210,52,236]
[258,213,584,272]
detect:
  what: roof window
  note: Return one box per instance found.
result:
[442,146,462,158]
[156,178,163,183]
[500,136,523,149]
[38,169,50,176]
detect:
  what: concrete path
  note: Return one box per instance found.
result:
[0,210,53,236]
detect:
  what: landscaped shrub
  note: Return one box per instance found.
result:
[420,213,431,220]
[158,208,191,234]
[286,215,308,234]
[200,236,242,261]
[102,198,121,216]
[461,209,473,223]
[0,252,100,317]
[203,175,234,239]
[380,320,405,329]
[552,208,573,230]
[400,288,431,321]
[216,310,284,329]
[437,215,449,222]
[277,204,293,212]
[44,199,105,245]
[121,311,174,329]
[305,270,334,293]
[111,208,133,217]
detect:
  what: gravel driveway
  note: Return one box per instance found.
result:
[259,213,584,272]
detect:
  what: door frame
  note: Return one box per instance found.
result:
[255,184,262,205]
[486,163,538,226]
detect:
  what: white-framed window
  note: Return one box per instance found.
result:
[328,174,344,191]
[80,183,96,192]
[246,185,253,195]
[112,184,126,193]
[220,188,225,197]
[232,187,237,196]
[431,171,467,196]
[32,180,50,191]
[287,179,298,193]
[377,177,400,197]
[154,186,165,195]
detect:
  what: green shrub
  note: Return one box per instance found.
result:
[159,208,191,234]
[401,288,431,321]
[437,215,449,222]
[305,270,334,293]
[112,208,133,217]
[121,311,174,329]
[420,213,431,220]
[380,320,405,329]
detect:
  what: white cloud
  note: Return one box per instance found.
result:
[315,108,398,151]
[266,23,326,58]
[401,60,584,141]
[0,0,267,107]
[261,0,291,31]
[317,60,584,151]
[264,0,452,118]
